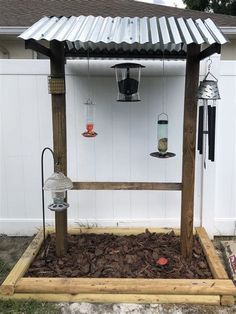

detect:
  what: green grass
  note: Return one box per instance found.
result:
[0,258,11,285]
[0,299,59,314]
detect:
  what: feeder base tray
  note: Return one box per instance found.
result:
[150,152,176,158]
[82,132,98,138]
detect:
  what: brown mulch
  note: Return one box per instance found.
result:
[26,230,212,279]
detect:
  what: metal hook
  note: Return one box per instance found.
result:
[158,112,168,120]
[207,57,212,73]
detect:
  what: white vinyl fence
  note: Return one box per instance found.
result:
[0,57,235,236]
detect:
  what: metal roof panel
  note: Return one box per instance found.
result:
[19,15,228,53]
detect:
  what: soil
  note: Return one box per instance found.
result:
[0,235,32,285]
[26,230,212,279]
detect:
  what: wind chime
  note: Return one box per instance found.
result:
[197,58,220,165]
[82,52,97,137]
[150,57,175,158]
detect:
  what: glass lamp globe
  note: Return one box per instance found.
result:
[43,172,73,212]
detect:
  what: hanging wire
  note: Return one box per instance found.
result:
[87,49,91,100]
[204,57,218,81]
[162,50,165,114]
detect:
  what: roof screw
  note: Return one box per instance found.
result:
[130,37,133,40]
[41,34,44,37]
[107,36,110,40]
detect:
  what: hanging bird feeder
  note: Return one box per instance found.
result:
[197,58,220,163]
[43,172,73,212]
[111,63,145,102]
[82,98,97,137]
[82,52,98,138]
[150,57,175,159]
[150,113,176,158]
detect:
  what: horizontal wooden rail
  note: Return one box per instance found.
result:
[0,293,221,305]
[15,278,236,296]
[72,182,182,191]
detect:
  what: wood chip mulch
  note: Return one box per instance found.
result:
[26,230,212,279]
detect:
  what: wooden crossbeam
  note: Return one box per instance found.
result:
[72,182,182,191]
[199,43,221,61]
[65,50,187,59]
[25,39,51,57]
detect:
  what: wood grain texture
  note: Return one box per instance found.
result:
[72,182,182,190]
[221,295,235,306]
[181,44,201,260]
[50,40,68,257]
[15,278,236,296]
[196,227,229,279]
[0,230,45,296]
[0,293,221,305]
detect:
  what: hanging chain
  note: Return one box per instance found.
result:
[207,57,212,73]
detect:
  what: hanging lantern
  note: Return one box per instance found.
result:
[111,63,145,102]
[197,58,220,163]
[82,98,97,138]
[43,172,73,212]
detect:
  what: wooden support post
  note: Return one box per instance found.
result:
[50,40,67,256]
[181,44,201,260]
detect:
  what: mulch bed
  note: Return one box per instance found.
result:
[26,230,212,279]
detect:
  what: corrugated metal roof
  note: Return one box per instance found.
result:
[19,15,228,53]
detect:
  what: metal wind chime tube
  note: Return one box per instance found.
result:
[197,58,220,164]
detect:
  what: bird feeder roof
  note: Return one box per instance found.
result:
[19,15,227,58]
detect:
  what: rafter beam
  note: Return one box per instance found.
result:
[65,50,187,60]
[199,43,221,61]
[25,39,51,57]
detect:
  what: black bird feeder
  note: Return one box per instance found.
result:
[111,63,145,102]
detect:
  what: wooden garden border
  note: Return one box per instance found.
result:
[0,227,235,305]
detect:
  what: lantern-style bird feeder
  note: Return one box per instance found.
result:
[150,113,176,158]
[43,172,73,212]
[111,63,145,102]
[197,58,220,163]
[82,98,97,137]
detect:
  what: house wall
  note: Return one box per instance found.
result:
[221,40,236,60]
[0,38,34,59]
[0,58,235,236]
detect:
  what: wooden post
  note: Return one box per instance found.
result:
[50,40,67,256]
[181,44,201,260]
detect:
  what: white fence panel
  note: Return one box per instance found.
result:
[0,58,234,235]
